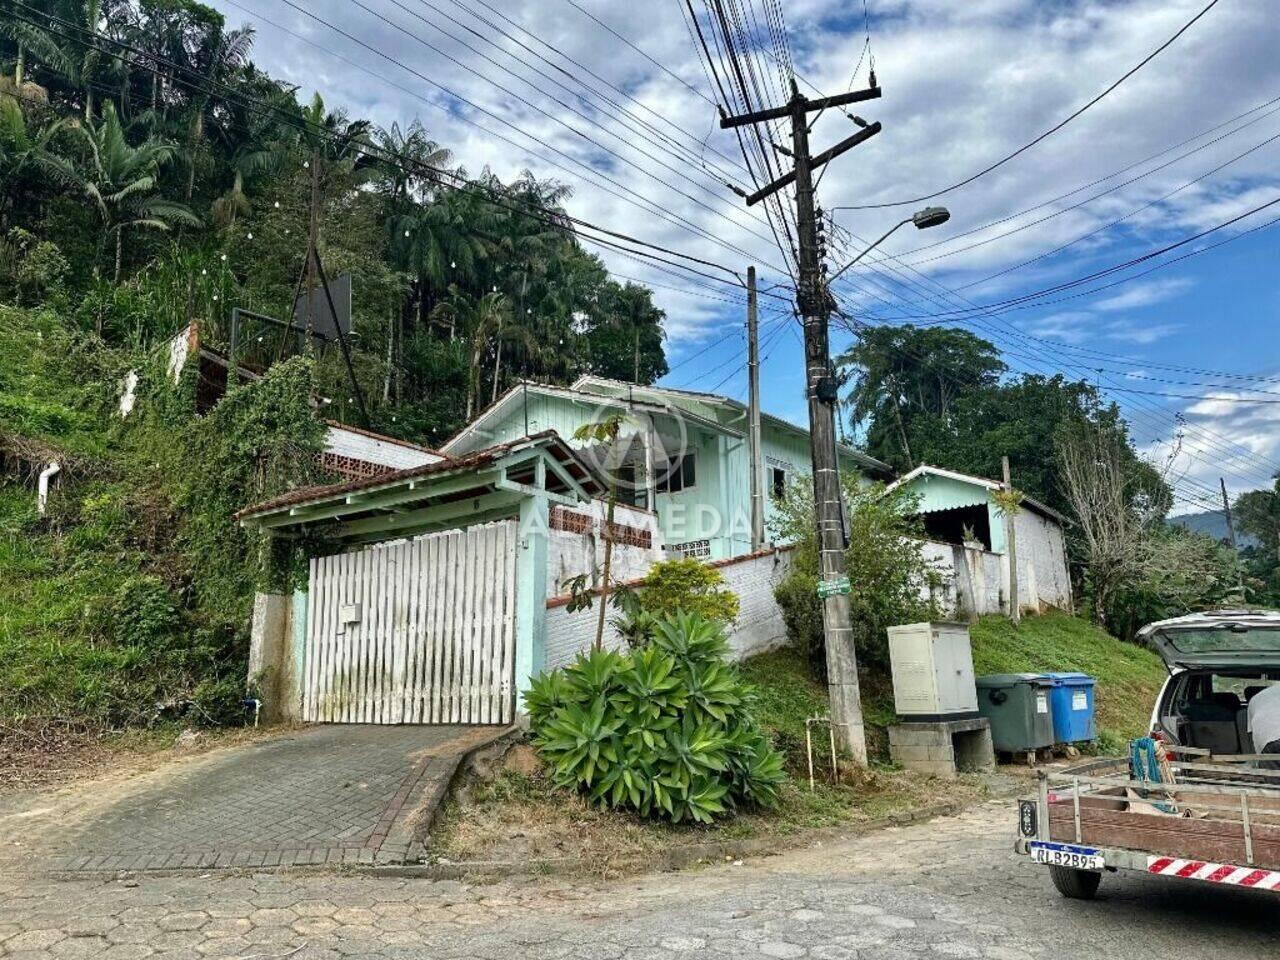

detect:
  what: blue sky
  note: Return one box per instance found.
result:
[207,0,1280,513]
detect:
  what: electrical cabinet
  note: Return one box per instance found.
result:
[888,622,979,720]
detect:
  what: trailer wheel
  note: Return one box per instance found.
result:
[1048,865,1101,900]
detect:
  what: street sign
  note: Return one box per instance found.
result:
[817,576,851,599]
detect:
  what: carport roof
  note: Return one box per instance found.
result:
[235,430,604,534]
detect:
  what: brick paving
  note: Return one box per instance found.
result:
[0,725,489,876]
[0,799,1274,958]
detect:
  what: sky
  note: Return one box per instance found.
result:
[206,0,1280,515]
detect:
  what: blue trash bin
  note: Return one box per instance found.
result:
[1041,672,1097,743]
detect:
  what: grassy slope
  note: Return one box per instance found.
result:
[430,648,986,865]
[970,612,1167,747]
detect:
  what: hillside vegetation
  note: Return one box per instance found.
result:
[970,612,1167,747]
[0,305,321,738]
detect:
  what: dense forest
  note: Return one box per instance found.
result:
[0,0,668,442]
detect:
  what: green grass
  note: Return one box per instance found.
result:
[970,611,1167,747]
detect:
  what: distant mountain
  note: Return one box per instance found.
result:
[1169,509,1259,549]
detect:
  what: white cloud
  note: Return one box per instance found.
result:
[1093,277,1193,312]
[204,0,1279,351]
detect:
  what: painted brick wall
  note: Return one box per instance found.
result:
[542,548,793,673]
[547,500,664,597]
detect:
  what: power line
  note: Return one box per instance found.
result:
[838,0,1224,210]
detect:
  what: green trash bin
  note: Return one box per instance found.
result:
[976,673,1056,753]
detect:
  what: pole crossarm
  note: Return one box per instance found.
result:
[720,87,882,128]
[746,123,882,206]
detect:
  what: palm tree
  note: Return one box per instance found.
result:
[73,100,198,281]
[181,23,254,202]
[431,290,527,420]
[0,97,72,224]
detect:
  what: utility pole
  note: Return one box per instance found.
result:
[747,266,765,552]
[1221,477,1239,550]
[722,80,882,764]
[1002,456,1020,624]
[1221,476,1247,601]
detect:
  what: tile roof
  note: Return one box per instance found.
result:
[235,430,600,521]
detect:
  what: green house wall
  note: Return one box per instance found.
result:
[453,388,875,560]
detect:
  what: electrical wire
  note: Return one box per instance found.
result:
[838,0,1225,211]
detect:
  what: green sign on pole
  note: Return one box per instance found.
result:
[816,576,851,599]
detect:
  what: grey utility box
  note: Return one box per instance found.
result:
[888,622,980,721]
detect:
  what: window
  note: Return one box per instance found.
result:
[658,451,696,494]
[770,466,788,501]
[669,539,711,560]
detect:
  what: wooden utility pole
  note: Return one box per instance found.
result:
[1002,456,1020,624]
[723,80,882,765]
[1221,477,1239,550]
[1221,476,1247,601]
[747,266,765,552]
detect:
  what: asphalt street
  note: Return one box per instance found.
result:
[1,797,1275,958]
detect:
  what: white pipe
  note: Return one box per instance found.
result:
[37,462,61,516]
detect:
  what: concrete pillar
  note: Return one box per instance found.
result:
[515,494,550,706]
[247,592,288,724]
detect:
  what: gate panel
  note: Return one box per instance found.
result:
[303,520,517,724]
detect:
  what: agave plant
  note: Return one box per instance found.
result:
[525,611,786,825]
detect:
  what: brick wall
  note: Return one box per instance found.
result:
[543,548,793,672]
[547,500,664,596]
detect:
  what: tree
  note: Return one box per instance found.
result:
[1236,476,1280,562]
[584,281,667,384]
[573,412,625,651]
[74,100,197,281]
[0,97,72,223]
[772,475,941,674]
[839,324,1005,470]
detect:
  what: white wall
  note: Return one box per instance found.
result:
[324,425,442,471]
[1012,509,1073,612]
[547,500,665,597]
[542,548,793,672]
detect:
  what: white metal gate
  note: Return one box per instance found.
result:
[303,521,518,725]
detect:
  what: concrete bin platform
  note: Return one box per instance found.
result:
[888,717,996,780]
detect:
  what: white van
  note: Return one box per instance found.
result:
[1142,609,1280,759]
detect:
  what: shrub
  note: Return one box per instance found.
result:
[526,611,785,824]
[772,478,941,674]
[632,557,740,625]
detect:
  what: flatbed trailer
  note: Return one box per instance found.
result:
[1013,752,1280,899]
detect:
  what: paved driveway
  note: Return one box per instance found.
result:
[0,725,495,875]
[0,798,1274,958]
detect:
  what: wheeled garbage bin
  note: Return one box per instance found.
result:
[975,674,1056,754]
[1040,672,1097,744]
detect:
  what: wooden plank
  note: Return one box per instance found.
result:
[339,549,355,723]
[303,557,319,722]
[466,525,485,724]
[374,544,392,724]
[391,541,408,724]
[475,523,494,725]
[433,532,450,724]
[432,531,452,724]
[342,549,359,723]
[405,537,423,724]
[366,547,378,721]
[499,521,517,724]
[426,533,443,723]
[455,527,473,725]
[449,527,468,724]
[319,554,336,723]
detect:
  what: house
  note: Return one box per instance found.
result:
[885,465,1073,616]
[238,377,894,726]
[444,376,894,561]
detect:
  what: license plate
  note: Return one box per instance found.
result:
[1028,841,1104,870]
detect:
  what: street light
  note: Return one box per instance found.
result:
[826,205,950,284]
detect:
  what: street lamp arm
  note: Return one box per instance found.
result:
[826,218,911,284]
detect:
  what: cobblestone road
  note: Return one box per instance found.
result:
[1,798,1274,958]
